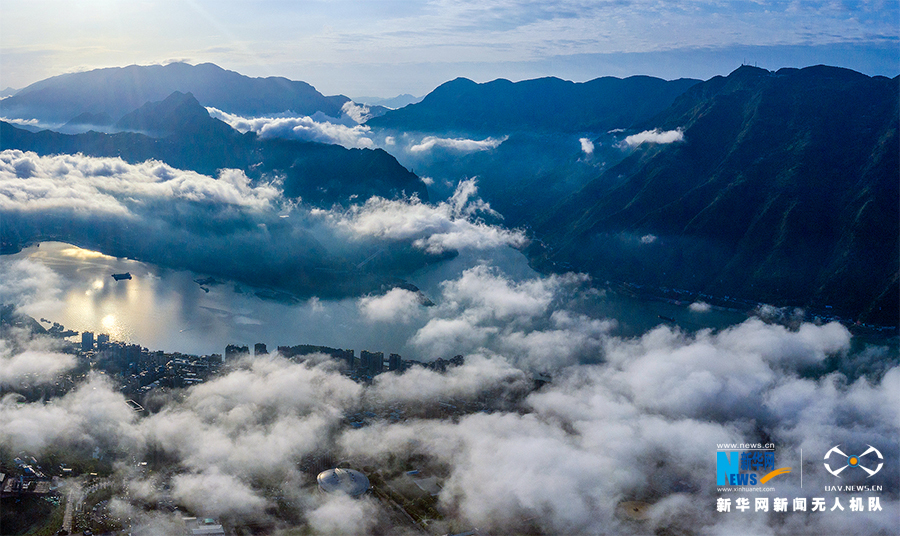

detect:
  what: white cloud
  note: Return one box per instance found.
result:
[358,287,422,323]
[0,150,279,215]
[0,347,76,387]
[0,259,62,309]
[340,101,373,124]
[171,469,269,518]
[409,135,506,153]
[409,266,604,368]
[321,178,527,254]
[0,373,139,454]
[306,493,379,535]
[689,301,711,313]
[206,107,375,148]
[0,295,896,534]
[579,137,594,154]
[623,128,684,147]
[640,233,657,244]
[338,315,896,535]
[370,353,527,405]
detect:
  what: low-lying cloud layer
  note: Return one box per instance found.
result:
[1,150,527,294]
[207,107,376,149]
[623,128,684,146]
[1,144,897,534]
[409,135,506,153]
[1,270,897,534]
[317,178,527,254]
[0,150,279,214]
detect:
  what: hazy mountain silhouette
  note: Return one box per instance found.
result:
[366,75,700,134]
[0,62,349,124]
[2,91,427,205]
[353,94,422,109]
[533,65,899,324]
[62,111,114,128]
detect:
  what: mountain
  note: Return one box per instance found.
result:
[366,75,700,134]
[0,62,349,124]
[1,91,427,205]
[115,91,234,137]
[533,65,899,325]
[63,111,114,128]
[353,94,422,109]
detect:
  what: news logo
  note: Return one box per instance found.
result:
[717,448,791,486]
[824,445,883,478]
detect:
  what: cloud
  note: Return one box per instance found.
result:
[206,107,375,148]
[0,258,61,309]
[689,301,711,313]
[320,178,527,254]
[0,347,76,388]
[1,150,896,533]
[579,137,594,154]
[409,135,506,153]
[0,117,41,128]
[370,353,528,405]
[0,150,279,214]
[171,469,269,519]
[408,265,609,368]
[306,494,380,535]
[0,291,896,534]
[358,288,422,323]
[640,233,658,244]
[623,128,684,147]
[0,372,138,454]
[2,151,534,299]
[340,101,373,124]
[142,356,361,478]
[337,317,896,535]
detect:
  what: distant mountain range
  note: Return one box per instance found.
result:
[366,75,700,134]
[2,91,427,205]
[532,65,899,325]
[0,62,350,124]
[353,94,422,109]
[2,62,896,324]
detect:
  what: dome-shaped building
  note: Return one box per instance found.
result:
[316,468,370,498]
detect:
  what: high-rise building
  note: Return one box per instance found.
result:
[361,350,384,376]
[225,344,250,360]
[254,343,268,355]
[81,332,94,352]
[388,353,402,371]
[96,333,110,350]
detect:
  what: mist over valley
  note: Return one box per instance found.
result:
[1,55,898,536]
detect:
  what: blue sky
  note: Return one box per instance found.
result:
[1,0,897,97]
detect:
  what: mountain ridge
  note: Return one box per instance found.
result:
[1,90,427,205]
[366,74,701,134]
[0,62,350,124]
[532,65,899,324]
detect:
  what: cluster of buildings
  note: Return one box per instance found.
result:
[79,330,224,394]
[226,342,465,381]
[0,455,53,498]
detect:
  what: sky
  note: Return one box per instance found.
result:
[1,0,898,97]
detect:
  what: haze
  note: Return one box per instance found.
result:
[1,0,897,96]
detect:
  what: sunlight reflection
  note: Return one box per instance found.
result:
[60,246,114,260]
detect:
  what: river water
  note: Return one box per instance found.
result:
[3,241,748,359]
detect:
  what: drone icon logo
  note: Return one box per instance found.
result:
[824,445,883,478]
